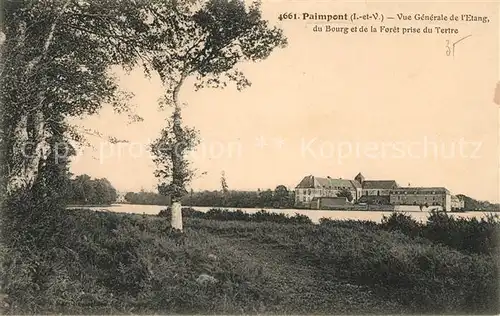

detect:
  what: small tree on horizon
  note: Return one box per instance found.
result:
[221,171,229,195]
[221,170,229,206]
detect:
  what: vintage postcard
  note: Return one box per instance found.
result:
[0,0,499,314]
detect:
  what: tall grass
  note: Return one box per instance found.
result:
[1,207,498,314]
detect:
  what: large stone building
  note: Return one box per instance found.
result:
[294,173,398,208]
[389,187,451,212]
[295,172,455,211]
[294,175,360,208]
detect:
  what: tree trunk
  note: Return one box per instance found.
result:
[4,5,68,195]
[168,72,188,232]
[171,200,183,231]
[7,111,50,194]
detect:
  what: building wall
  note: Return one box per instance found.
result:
[295,188,329,207]
[315,197,349,210]
[394,205,443,212]
[295,187,357,207]
[445,193,451,212]
[363,189,391,196]
[355,188,362,200]
[390,193,446,207]
[390,191,451,212]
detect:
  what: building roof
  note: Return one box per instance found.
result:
[295,175,356,190]
[350,180,362,188]
[392,187,450,194]
[362,180,398,190]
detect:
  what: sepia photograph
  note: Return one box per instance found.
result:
[0,0,499,314]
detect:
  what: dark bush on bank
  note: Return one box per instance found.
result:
[379,211,500,255]
[158,207,313,225]
[296,224,499,314]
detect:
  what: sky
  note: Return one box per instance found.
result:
[70,1,500,202]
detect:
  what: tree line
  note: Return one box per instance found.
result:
[64,174,118,206]
[124,191,171,206]
[121,185,295,209]
[182,186,295,208]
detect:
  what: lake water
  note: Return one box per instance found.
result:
[69,204,497,224]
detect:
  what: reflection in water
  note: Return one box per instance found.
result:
[69,204,494,224]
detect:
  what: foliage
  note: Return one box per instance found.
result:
[150,0,287,205]
[424,211,500,255]
[319,217,380,231]
[336,188,353,202]
[379,211,500,256]
[158,207,313,225]
[220,171,229,195]
[181,188,295,208]
[456,194,500,212]
[380,212,424,238]
[0,0,160,195]
[66,174,118,206]
[150,105,199,201]
[124,190,171,206]
[295,224,498,314]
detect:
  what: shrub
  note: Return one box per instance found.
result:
[319,218,379,231]
[295,225,499,314]
[424,211,500,255]
[158,208,313,225]
[376,211,500,256]
[380,212,423,238]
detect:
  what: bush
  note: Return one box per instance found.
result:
[158,208,313,225]
[295,224,499,314]
[377,211,500,255]
[319,218,379,231]
[424,211,499,255]
[380,212,423,238]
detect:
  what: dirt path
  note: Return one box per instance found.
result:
[222,236,406,314]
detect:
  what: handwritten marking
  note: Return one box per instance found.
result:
[446,34,472,57]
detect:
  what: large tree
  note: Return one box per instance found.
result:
[273,185,289,208]
[0,0,163,199]
[150,0,287,231]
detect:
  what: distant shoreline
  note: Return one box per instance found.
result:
[69,204,500,213]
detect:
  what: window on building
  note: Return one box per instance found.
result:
[307,189,311,195]
[303,197,306,202]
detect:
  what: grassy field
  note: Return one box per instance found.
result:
[1,208,499,314]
